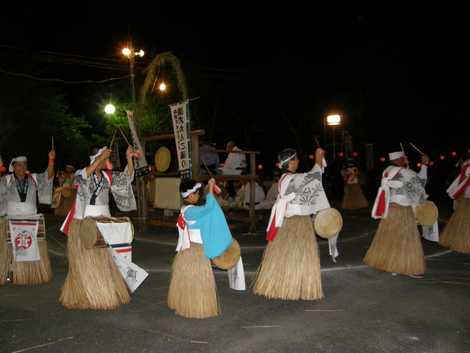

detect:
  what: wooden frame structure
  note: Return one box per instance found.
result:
[143,129,260,233]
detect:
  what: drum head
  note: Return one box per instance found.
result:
[415,200,438,226]
[314,208,343,239]
[211,239,241,270]
[154,146,171,172]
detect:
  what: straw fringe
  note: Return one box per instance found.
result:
[59,219,130,310]
[342,184,369,210]
[253,216,324,301]
[12,239,53,285]
[440,198,470,254]
[54,191,75,217]
[168,243,219,319]
[364,203,425,275]
[0,218,10,285]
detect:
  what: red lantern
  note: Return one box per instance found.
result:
[451,151,457,157]
[352,151,359,157]
[379,157,386,162]
[417,163,422,168]
[308,154,314,160]
[439,155,445,161]
[257,164,263,170]
[429,161,434,166]
[338,152,344,158]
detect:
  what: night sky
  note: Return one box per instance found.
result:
[1,8,469,172]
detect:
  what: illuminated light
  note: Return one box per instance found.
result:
[379,157,386,162]
[439,155,445,160]
[137,49,145,57]
[326,114,341,126]
[338,152,344,158]
[308,154,314,160]
[122,47,132,57]
[429,161,435,166]
[257,164,263,170]
[451,151,457,157]
[352,151,359,157]
[275,162,280,169]
[104,103,116,115]
[417,163,422,168]
[158,82,167,92]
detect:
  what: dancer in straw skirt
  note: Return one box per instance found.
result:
[364,150,431,278]
[253,147,338,301]
[440,149,470,253]
[341,159,369,210]
[168,178,246,319]
[59,146,139,310]
[0,150,55,286]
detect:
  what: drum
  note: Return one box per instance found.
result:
[82,217,134,257]
[154,146,171,172]
[415,200,438,226]
[211,239,241,270]
[7,215,46,243]
[314,208,343,239]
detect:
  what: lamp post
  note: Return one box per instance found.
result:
[326,114,341,158]
[122,44,146,220]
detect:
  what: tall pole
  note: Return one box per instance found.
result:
[332,125,336,159]
[127,42,146,221]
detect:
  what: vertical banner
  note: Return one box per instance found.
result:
[365,143,374,171]
[126,111,148,172]
[170,101,192,177]
[9,220,40,262]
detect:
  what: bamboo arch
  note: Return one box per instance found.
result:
[139,51,188,105]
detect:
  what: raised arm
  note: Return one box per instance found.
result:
[85,149,112,178]
[47,149,56,180]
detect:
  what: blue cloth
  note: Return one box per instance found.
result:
[185,193,233,259]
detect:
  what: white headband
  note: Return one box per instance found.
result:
[389,151,405,161]
[181,182,202,198]
[279,153,297,168]
[9,156,27,172]
[90,146,108,165]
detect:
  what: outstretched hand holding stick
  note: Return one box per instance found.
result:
[201,159,221,195]
[409,142,430,165]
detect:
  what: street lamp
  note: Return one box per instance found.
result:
[122,43,146,220]
[158,82,167,92]
[104,103,116,115]
[121,45,145,103]
[326,114,342,158]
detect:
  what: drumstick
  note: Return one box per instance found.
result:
[117,126,131,146]
[51,136,55,150]
[314,136,321,148]
[109,128,118,148]
[201,159,221,194]
[409,142,425,156]
[400,142,405,153]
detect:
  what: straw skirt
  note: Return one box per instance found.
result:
[342,184,369,210]
[0,217,52,286]
[59,219,130,310]
[440,198,470,254]
[168,243,219,319]
[253,215,323,301]
[364,203,425,275]
[0,218,10,285]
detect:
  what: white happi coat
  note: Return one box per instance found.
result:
[60,167,136,233]
[220,147,246,175]
[267,163,339,259]
[371,165,438,241]
[0,171,53,217]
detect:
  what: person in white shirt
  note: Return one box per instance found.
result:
[219,141,247,175]
[253,147,330,301]
[364,150,431,278]
[440,149,470,253]
[237,180,266,210]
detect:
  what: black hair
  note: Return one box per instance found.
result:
[180,178,206,206]
[278,148,297,173]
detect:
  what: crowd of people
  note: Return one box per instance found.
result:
[1,141,469,322]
